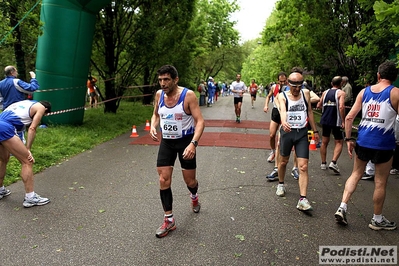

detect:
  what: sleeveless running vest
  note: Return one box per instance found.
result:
[272,84,289,108]
[249,83,257,94]
[357,85,396,150]
[158,88,195,139]
[0,100,37,131]
[320,88,342,127]
[282,90,308,129]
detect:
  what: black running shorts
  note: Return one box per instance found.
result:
[271,107,281,124]
[157,135,196,169]
[279,127,309,158]
[321,125,344,140]
[234,97,243,104]
[355,144,394,164]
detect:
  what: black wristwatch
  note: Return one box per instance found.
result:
[191,140,198,147]
[344,137,356,142]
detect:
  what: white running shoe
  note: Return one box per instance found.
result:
[276,184,286,197]
[267,150,275,163]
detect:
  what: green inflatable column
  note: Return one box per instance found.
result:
[35,0,112,125]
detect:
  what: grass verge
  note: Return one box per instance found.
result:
[4,101,154,186]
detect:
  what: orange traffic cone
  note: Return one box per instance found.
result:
[144,120,150,131]
[309,135,317,151]
[130,125,139,138]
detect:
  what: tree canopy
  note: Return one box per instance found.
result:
[1,0,398,113]
[242,0,397,95]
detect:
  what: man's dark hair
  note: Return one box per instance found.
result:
[277,72,287,79]
[331,76,342,87]
[157,65,178,79]
[378,61,398,82]
[291,66,303,74]
[39,100,52,114]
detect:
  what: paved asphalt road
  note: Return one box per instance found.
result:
[0,93,398,265]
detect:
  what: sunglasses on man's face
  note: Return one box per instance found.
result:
[288,79,304,88]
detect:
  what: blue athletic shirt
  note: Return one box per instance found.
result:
[0,76,39,110]
[357,85,396,150]
[320,89,342,127]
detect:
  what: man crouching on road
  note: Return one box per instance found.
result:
[0,100,52,207]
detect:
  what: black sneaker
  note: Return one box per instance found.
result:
[361,172,374,180]
[368,216,397,231]
[335,207,348,225]
[266,167,278,182]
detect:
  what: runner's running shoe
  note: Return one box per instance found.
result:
[0,188,11,200]
[361,172,374,180]
[291,167,299,180]
[368,216,397,231]
[334,207,348,225]
[267,150,275,163]
[266,167,278,182]
[155,217,176,238]
[23,193,50,208]
[329,162,340,174]
[296,198,313,211]
[276,184,286,197]
[191,197,201,213]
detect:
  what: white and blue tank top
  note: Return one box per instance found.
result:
[357,85,396,150]
[0,100,37,131]
[158,88,195,139]
[282,90,308,129]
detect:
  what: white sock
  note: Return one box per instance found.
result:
[0,186,5,191]
[190,193,197,200]
[25,192,35,198]
[373,214,383,223]
[165,214,174,222]
[339,202,347,211]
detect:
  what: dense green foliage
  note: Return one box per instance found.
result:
[0,3,394,123]
[1,0,399,99]
[242,0,397,96]
[0,0,41,80]
[90,0,243,110]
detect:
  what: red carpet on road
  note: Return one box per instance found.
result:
[204,119,269,129]
[130,120,271,149]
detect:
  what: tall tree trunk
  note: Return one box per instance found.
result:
[102,5,117,113]
[9,4,26,81]
[142,66,153,105]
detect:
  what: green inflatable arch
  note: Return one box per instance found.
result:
[34,0,112,125]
